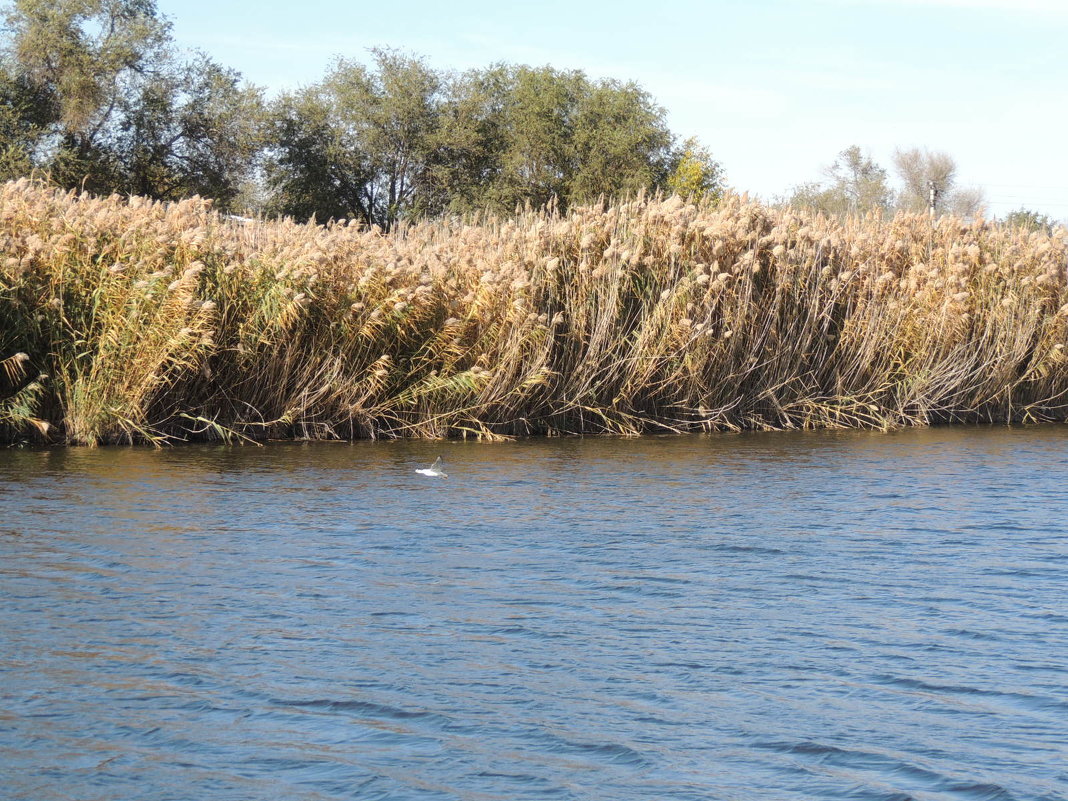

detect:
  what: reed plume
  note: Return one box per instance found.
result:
[1,178,1066,445]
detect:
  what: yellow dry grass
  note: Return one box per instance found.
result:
[2,178,1067,445]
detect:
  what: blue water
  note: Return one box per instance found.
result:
[2,427,1068,800]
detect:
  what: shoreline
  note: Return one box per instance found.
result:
[5,418,1067,451]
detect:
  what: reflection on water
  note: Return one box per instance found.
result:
[2,427,1068,800]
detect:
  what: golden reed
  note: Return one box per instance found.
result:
[1,178,1066,445]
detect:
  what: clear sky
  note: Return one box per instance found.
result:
[159,0,1068,220]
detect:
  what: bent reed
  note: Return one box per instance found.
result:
[1,178,1067,445]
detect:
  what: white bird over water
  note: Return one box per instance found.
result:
[415,456,448,478]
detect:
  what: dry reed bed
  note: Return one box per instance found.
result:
[1,177,1067,445]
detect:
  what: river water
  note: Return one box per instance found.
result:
[2,427,1067,801]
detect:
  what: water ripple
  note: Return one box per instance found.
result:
[3,427,1068,800]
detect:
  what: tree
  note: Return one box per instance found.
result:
[337,49,442,227]
[4,0,170,131]
[265,55,696,225]
[1,0,263,207]
[828,145,892,214]
[264,86,365,222]
[666,136,724,203]
[483,65,679,211]
[892,147,984,217]
[3,0,170,190]
[486,64,583,211]
[420,67,507,215]
[568,78,673,203]
[0,64,52,180]
[944,186,985,219]
[1003,207,1055,234]
[787,145,891,217]
[117,54,264,206]
[265,50,443,227]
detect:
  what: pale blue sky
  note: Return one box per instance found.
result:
[160,0,1068,219]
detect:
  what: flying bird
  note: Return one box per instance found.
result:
[415,456,448,478]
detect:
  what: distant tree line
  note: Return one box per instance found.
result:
[263,51,722,226]
[788,148,1067,229]
[1002,206,1057,233]
[786,144,991,220]
[0,0,723,226]
[4,1,1050,231]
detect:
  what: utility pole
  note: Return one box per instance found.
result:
[927,180,940,218]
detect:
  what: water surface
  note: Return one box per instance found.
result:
[2,427,1068,800]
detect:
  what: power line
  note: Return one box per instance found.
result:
[980,183,1068,191]
[985,199,1068,209]
[984,193,1068,201]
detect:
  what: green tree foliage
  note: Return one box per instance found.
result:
[265,59,698,226]
[117,55,265,204]
[787,145,891,217]
[0,67,51,180]
[1003,207,1056,233]
[421,67,504,214]
[666,136,724,202]
[329,50,443,227]
[0,0,263,208]
[5,0,169,135]
[488,65,582,210]
[263,86,364,222]
[569,78,675,202]
[2,1,722,223]
[447,64,682,213]
[265,50,443,226]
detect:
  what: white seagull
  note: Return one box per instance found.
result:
[415,456,448,478]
